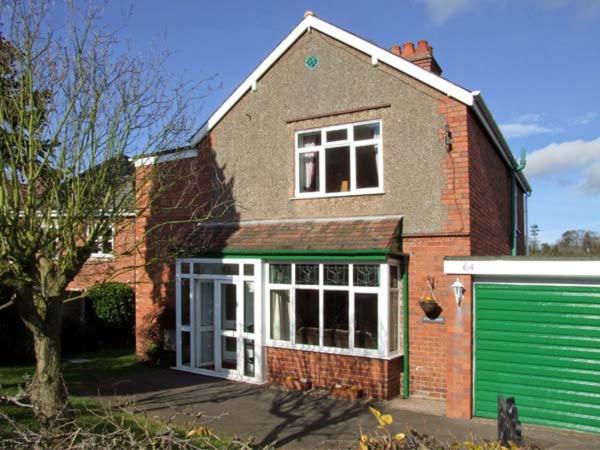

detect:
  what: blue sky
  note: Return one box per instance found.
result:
[99,0,600,243]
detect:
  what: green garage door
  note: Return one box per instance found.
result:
[475,283,600,433]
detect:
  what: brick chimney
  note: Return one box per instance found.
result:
[390,40,442,76]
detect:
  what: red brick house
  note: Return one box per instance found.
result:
[72,13,531,420]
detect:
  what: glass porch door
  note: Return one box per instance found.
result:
[194,280,214,369]
[176,259,261,382]
[215,280,257,377]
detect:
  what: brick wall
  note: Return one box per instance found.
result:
[266,346,403,399]
[467,110,527,256]
[68,217,137,290]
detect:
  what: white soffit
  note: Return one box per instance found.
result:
[444,259,600,278]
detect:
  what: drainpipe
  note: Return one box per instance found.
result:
[402,256,409,398]
[511,149,527,256]
[524,191,531,255]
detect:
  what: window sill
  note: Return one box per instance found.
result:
[291,189,385,200]
[89,253,115,261]
[265,341,400,360]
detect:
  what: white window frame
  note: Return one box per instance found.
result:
[266,261,401,359]
[90,226,115,259]
[294,120,384,198]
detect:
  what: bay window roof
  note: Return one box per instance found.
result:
[187,215,403,259]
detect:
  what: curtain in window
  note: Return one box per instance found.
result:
[270,290,290,341]
[302,152,318,191]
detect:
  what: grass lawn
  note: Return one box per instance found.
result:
[0,349,248,448]
[0,349,144,432]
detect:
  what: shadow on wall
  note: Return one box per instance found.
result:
[137,136,240,361]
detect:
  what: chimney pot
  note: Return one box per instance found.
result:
[390,44,402,56]
[402,42,415,57]
[416,40,431,56]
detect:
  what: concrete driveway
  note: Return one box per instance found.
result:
[85,367,600,450]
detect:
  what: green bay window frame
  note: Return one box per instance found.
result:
[294,119,384,199]
[266,261,401,358]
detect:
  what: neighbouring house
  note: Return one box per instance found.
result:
[70,12,532,420]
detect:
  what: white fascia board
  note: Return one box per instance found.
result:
[190,15,474,147]
[444,259,600,278]
[191,18,311,146]
[472,93,532,193]
[133,149,197,167]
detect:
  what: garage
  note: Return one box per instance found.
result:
[444,257,600,434]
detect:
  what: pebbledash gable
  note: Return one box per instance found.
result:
[81,11,532,420]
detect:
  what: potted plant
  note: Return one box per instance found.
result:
[418,277,443,320]
[282,375,312,391]
[331,383,362,400]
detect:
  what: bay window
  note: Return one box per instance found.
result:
[267,262,401,357]
[296,120,383,197]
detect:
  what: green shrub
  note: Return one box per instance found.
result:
[88,282,134,339]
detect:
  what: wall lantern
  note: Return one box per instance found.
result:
[451,278,465,306]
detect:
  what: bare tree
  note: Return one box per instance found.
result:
[0,0,225,422]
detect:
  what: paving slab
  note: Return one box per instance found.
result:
[83,367,600,450]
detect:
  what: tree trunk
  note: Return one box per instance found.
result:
[30,330,68,423]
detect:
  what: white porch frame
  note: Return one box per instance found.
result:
[174,258,265,384]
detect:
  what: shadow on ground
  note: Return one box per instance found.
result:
[73,366,600,450]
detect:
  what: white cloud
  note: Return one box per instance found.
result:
[525,137,600,177]
[573,112,598,126]
[541,0,600,17]
[515,112,546,123]
[416,0,475,24]
[500,123,561,139]
[582,162,600,194]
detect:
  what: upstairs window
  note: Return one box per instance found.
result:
[90,227,114,257]
[296,121,383,197]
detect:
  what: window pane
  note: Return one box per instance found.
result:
[295,289,319,345]
[244,264,254,276]
[323,291,349,348]
[244,339,255,377]
[326,128,347,142]
[270,290,290,341]
[354,123,380,140]
[221,283,236,331]
[295,264,319,285]
[353,264,379,287]
[244,282,254,333]
[324,264,348,286]
[325,146,350,193]
[298,131,321,148]
[389,265,399,289]
[196,281,214,327]
[269,264,291,284]
[389,289,399,353]
[181,331,191,366]
[181,278,190,326]
[356,144,379,189]
[194,263,238,275]
[355,293,378,349]
[180,262,190,274]
[221,336,237,370]
[299,152,319,193]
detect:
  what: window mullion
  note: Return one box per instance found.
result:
[349,263,355,350]
[290,264,296,346]
[319,264,324,348]
[379,263,389,355]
